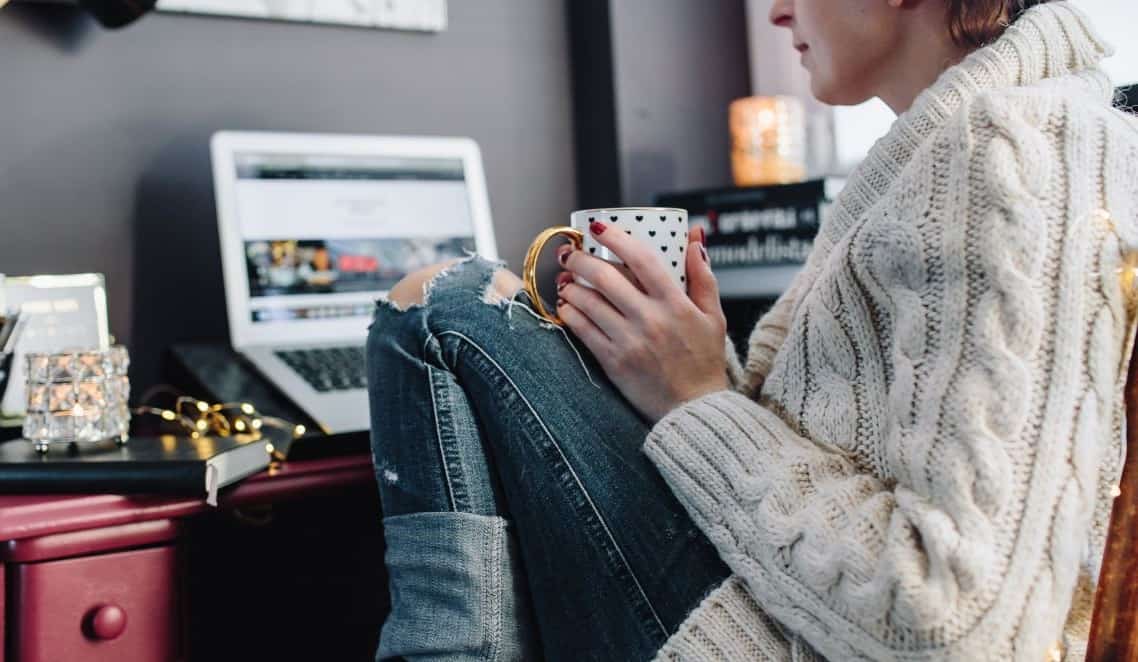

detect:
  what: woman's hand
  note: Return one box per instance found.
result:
[554,222,730,424]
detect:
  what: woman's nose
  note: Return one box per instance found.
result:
[768,0,793,28]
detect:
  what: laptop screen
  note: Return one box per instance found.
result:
[232,152,477,324]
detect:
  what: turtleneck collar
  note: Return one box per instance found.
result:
[822,1,1115,246]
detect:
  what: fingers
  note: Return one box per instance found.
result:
[584,220,680,300]
[558,279,635,341]
[555,297,613,356]
[555,250,643,294]
[556,241,648,318]
[685,226,724,317]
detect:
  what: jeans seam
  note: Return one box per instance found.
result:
[435,328,669,641]
[483,517,505,661]
[427,362,459,512]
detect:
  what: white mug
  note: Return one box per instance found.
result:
[522,207,689,326]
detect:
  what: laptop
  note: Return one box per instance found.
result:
[210,131,498,434]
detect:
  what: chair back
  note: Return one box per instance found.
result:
[1087,317,1138,659]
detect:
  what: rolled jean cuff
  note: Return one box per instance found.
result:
[378,511,540,661]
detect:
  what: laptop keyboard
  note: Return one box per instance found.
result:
[275,347,367,392]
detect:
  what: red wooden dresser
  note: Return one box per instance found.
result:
[0,453,385,662]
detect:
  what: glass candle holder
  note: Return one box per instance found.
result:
[729,95,808,186]
[22,346,131,453]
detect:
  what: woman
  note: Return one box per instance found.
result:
[367,1,1138,659]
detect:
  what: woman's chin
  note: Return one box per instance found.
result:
[809,78,842,105]
[811,77,873,107]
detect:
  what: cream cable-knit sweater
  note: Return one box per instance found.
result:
[645,3,1138,660]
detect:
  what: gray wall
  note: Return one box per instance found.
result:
[0,2,576,390]
[610,0,750,204]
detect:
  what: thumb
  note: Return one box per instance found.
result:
[685,226,723,317]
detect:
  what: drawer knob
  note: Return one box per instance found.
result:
[85,603,128,641]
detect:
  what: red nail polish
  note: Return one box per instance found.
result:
[558,250,569,266]
[589,221,606,235]
[699,244,709,264]
[699,229,707,247]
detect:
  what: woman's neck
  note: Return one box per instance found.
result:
[874,14,978,114]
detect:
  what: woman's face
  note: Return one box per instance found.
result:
[768,0,903,105]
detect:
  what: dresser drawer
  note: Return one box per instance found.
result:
[12,545,179,662]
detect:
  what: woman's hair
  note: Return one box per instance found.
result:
[947,0,1057,48]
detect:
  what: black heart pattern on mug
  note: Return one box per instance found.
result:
[569,209,687,292]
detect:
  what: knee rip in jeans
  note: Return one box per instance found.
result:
[377,250,482,314]
[377,249,519,312]
[379,249,601,388]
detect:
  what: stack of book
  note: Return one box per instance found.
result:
[657,177,844,298]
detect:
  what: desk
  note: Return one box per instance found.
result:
[0,453,388,661]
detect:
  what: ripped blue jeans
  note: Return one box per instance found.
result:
[365,252,730,661]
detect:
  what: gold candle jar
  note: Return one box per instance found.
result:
[729,95,807,186]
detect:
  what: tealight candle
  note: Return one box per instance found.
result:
[23,346,131,453]
[729,95,808,186]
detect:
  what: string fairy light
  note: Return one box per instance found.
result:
[132,396,307,443]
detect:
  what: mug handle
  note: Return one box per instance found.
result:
[522,226,584,326]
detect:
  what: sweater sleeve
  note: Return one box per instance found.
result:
[644,97,1127,660]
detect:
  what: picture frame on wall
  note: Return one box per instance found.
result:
[154,0,447,32]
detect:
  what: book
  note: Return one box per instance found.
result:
[0,434,273,506]
[656,179,838,269]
